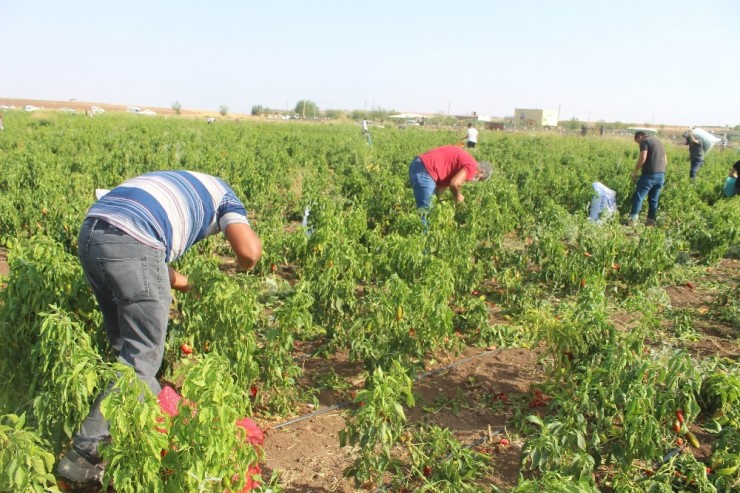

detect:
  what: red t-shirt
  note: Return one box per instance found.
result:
[419,146,478,186]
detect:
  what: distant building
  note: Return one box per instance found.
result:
[514,108,559,127]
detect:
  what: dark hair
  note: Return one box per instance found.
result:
[634,131,648,139]
[734,161,740,173]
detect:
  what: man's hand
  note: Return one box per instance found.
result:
[630,171,638,183]
[168,267,192,292]
[454,192,465,203]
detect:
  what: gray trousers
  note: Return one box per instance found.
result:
[74,218,171,457]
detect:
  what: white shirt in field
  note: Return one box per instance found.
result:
[466,127,478,143]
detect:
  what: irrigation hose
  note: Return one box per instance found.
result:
[271,347,499,430]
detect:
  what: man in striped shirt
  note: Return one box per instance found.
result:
[57,171,262,483]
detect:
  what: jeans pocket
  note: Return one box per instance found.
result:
[98,257,149,303]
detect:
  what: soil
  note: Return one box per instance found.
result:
[260,345,543,492]
[246,258,740,492]
[0,249,8,278]
[1,254,734,492]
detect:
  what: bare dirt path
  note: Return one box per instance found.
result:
[260,346,545,492]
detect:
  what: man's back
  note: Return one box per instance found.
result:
[641,136,667,174]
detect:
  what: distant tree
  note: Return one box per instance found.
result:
[350,110,366,121]
[251,105,264,116]
[369,107,393,122]
[219,105,229,117]
[324,109,344,120]
[564,117,581,131]
[171,101,182,115]
[294,100,318,119]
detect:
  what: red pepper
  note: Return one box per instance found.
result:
[673,419,682,433]
[676,409,684,424]
[180,343,193,355]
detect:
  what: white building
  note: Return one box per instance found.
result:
[513,108,559,127]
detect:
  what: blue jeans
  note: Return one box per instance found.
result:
[689,159,704,179]
[630,172,665,221]
[409,156,436,210]
[74,218,171,457]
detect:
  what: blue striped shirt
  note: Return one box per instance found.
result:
[86,171,250,262]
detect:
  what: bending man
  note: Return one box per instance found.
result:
[408,145,492,220]
[57,170,262,483]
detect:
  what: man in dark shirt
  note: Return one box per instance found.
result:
[628,131,667,226]
[686,128,706,179]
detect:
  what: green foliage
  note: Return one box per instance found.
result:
[99,366,169,492]
[32,309,105,454]
[0,414,61,493]
[101,357,263,493]
[402,425,492,492]
[339,361,415,487]
[294,99,318,118]
[0,236,98,413]
[0,113,737,491]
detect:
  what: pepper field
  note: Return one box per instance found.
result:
[0,111,738,492]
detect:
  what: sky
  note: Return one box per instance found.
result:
[1,1,738,127]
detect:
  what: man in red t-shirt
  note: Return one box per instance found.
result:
[409,145,492,211]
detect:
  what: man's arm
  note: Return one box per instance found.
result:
[224,222,262,270]
[449,168,469,203]
[631,150,647,182]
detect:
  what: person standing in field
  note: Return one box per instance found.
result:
[57,171,262,483]
[465,123,478,148]
[627,131,667,226]
[361,119,372,145]
[408,145,492,224]
[686,128,706,179]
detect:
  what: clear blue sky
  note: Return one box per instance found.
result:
[1,1,738,126]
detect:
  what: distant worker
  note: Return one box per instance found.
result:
[0,114,4,131]
[686,127,706,179]
[361,119,372,145]
[408,145,492,224]
[627,131,667,226]
[723,160,740,197]
[465,123,478,148]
